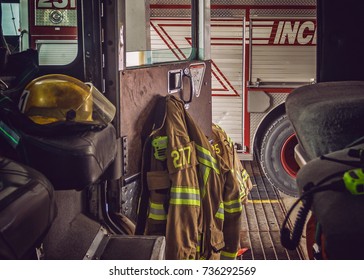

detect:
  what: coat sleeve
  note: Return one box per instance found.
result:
[212,124,253,260]
[220,149,244,259]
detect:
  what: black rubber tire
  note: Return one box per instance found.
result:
[259,115,299,197]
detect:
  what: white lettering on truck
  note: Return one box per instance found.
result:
[272,20,316,45]
[37,0,76,9]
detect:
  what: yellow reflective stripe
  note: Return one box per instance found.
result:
[215,212,224,220]
[197,233,204,254]
[242,169,249,181]
[148,213,167,221]
[215,202,225,220]
[148,202,167,221]
[235,169,249,200]
[228,136,233,148]
[195,144,220,174]
[198,166,207,198]
[236,169,249,181]
[220,250,237,260]
[171,187,200,195]
[196,144,217,163]
[200,165,211,187]
[150,202,164,210]
[238,177,247,199]
[170,199,200,206]
[204,167,211,186]
[197,156,220,175]
[170,186,200,206]
[224,199,242,205]
[214,124,222,130]
[224,199,243,213]
[240,190,247,200]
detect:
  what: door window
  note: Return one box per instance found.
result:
[126,0,193,68]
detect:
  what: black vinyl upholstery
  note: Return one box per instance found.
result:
[286,81,364,160]
[18,123,117,190]
[0,157,57,259]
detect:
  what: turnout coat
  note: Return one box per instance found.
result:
[136,95,252,260]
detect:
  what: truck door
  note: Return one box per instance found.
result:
[102,0,212,221]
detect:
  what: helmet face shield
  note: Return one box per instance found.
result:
[19,74,116,126]
[84,82,116,125]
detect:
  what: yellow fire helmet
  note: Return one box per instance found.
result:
[19,74,116,126]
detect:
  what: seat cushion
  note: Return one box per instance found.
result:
[0,157,56,259]
[286,81,364,160]
[19,123,117,190]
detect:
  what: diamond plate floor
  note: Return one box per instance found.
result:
[239,159,307,260]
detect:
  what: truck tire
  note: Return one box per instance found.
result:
[259,114,300,197]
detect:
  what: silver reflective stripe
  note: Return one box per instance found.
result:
[195,144,220,174]
[224,199,243,213]
[215,202,224,220]
[148,202,167,221]
[170,186,200,206]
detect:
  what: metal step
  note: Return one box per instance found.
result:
[239,159,306,260]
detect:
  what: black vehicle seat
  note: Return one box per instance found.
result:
[284,81,364,259]
[286,81,364,161]
[0,157,57,259]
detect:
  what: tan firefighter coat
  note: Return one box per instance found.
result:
[136,95,252,260]
[211,123,253,259]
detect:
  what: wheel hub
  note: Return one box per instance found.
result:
[280,134,299,178]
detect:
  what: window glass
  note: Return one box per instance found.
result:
[1,3,21,53]
[2,1,79,65]
[126,0,193,68]
[2,3,20,36]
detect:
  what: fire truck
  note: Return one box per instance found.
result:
[149,0,316,196]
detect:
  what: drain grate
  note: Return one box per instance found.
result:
[239,159,305,260]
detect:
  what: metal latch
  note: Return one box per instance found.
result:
[168,69,183,94]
